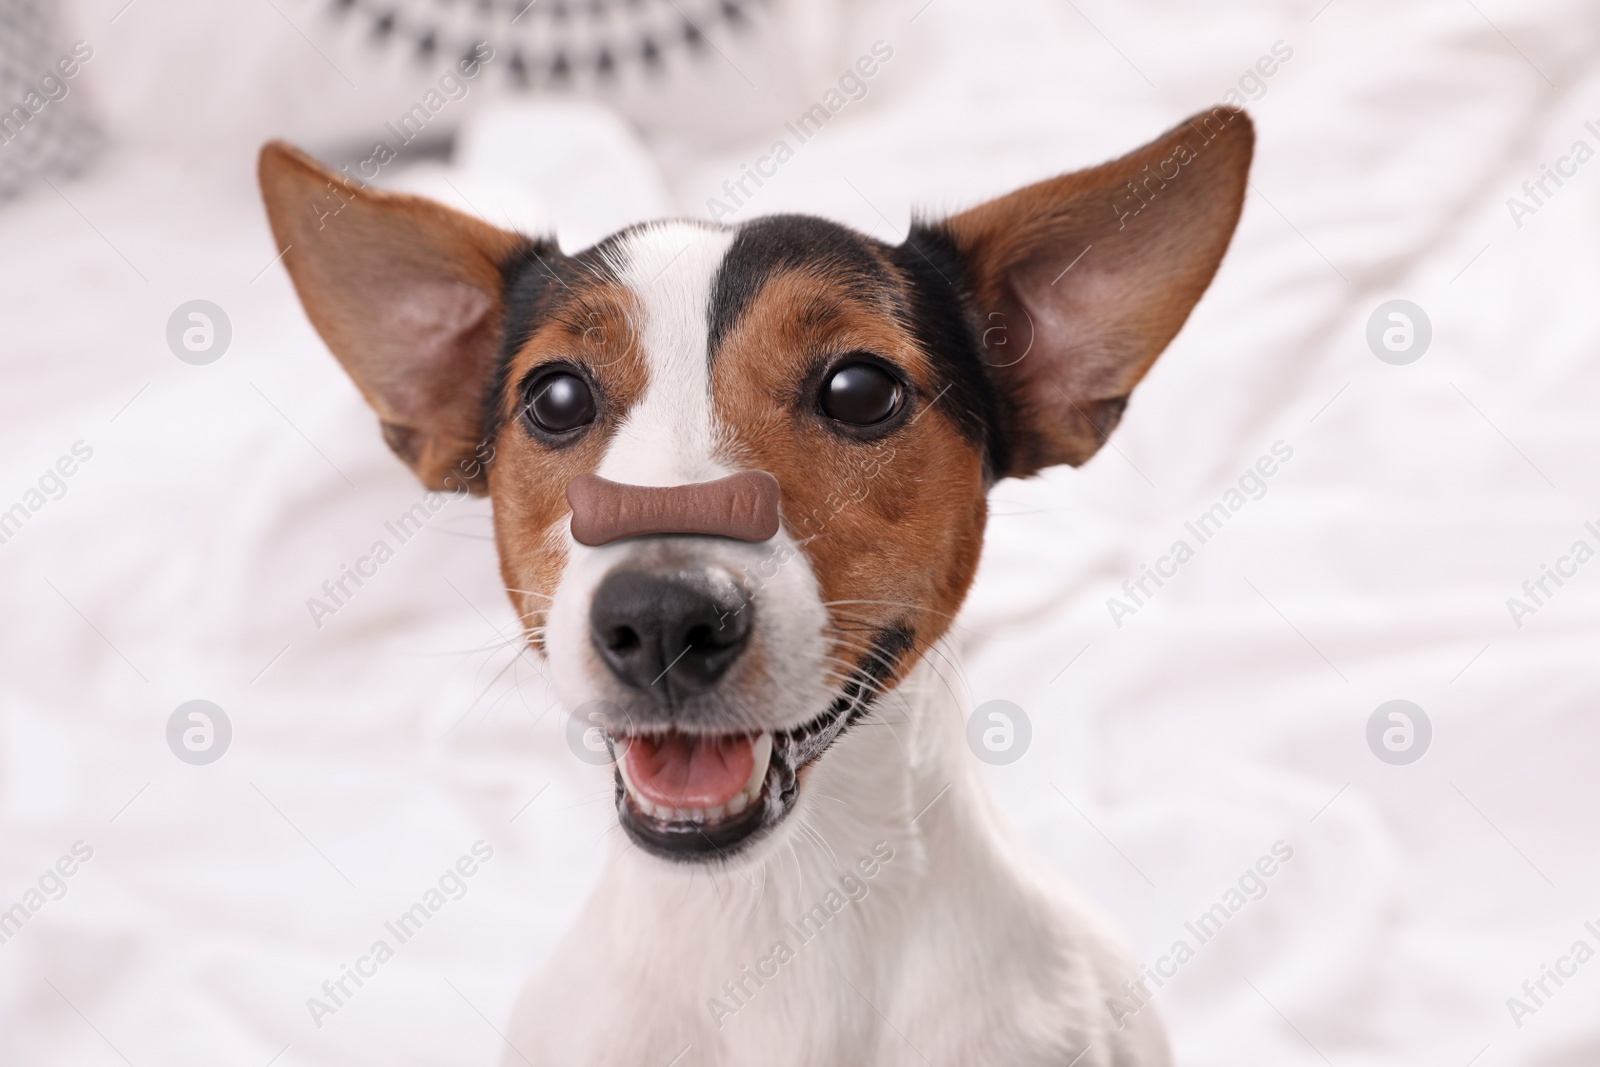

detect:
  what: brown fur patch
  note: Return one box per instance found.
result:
[711,265,988,696]
[490,281,648,644]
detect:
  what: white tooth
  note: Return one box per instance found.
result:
[727,791,749,816]
[619,763,653,815]
[745,734,772,797]
[705,804,724,821]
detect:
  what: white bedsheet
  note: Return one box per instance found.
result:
[2,1,1598,1064]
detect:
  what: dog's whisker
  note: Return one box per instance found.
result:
[456,634,536,658]
[820,643,916,694]
[797,815,842,875]
[786,839,804,902]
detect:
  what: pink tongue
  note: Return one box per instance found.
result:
[624,733,755,810]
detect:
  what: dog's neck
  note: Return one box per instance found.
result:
[511,653,1166,1066]
[513,653,1126,1063]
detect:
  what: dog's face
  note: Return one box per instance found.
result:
[260,109,1251,862]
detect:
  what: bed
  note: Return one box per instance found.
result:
[1,0,1597,1063]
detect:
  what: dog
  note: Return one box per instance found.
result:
[260,104,1252,1066]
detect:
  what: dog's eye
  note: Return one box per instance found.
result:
[821,362,901,426]
[525,372,596,434]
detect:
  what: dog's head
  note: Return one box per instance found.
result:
[260,109,1252,863]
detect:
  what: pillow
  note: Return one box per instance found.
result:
[0,1,102,202]
[61,0,855,161]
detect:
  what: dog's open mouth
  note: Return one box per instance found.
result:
[607,699,857,861]
[619,731,772,826]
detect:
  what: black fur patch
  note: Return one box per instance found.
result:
[890,222,1012,479]
[837,622,916,724]
[481,236,613,451]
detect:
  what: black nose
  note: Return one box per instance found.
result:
[589,570,751,693]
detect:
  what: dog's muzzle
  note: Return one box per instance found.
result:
[566,470,874,863]
[580,559,782,861]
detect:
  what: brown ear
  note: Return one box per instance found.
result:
[258,141,527,491]
[941,107,1254,477]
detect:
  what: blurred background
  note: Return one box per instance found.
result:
[1,0,1598,1063]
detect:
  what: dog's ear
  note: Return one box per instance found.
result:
[259,141,528,491]
[938,107,1253,478]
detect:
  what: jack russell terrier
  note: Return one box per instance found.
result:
[260,105,1253,1066]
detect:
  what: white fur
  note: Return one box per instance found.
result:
[542,222,833,733]
[507,654,1170,1066]
[517,224,1170,1065]
[596,221,733,490]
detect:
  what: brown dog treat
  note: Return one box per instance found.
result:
[566,471,781,547]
